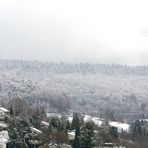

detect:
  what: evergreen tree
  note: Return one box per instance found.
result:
[132,120,142,141]
[10,104,14,116]
[50,116,61,130]
[71,113,80,130]
[73,122,81,148]
[40,106,47,120]
[73,135,80,148]
[80,122,94,148]
[66,120,71,130]
[32,115,41,129]
[110,126,118,139]
[8,117,31,147]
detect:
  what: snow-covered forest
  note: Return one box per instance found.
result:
[0,59,148,115]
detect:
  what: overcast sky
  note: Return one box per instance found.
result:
[0,0,148,65]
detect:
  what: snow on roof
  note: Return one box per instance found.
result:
[41,121,49,126]
[0,107,9,113]
[84,115,92,122]
[47,113,61,118]
[92,117,104,126]
[83,115,105,126]
[31,127,42,133]
[68,131,75,136]
[0,130,9,148]
[0,138,8,142]
[0,123,8,128]
[0,130,9,139]
[109,121,130,133]
[94,130,99,133]
[68,131,75,140]
[83,115,130,133]
[0,142,7,148]
[139,119,148,122]
[68,116,73,123]
[104,143,113,145]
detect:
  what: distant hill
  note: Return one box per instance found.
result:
[0,59,148,115]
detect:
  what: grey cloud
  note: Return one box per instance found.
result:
[0,0,148,65]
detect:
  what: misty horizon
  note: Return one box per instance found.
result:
[1,0,148,65]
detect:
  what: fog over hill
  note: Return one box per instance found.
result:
[0,59,148,115]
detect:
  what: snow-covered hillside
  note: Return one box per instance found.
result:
[0,59,148,114]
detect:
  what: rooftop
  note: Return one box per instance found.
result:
[30,127,42,134]
[0,107,9,113]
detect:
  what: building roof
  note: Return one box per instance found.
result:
[109,121,130,133]
[0,123,8,128]
[30,127,42,134]
[41,121,49,126]
[0,130,9,147]
[68,131,75,136]
[0,107,9,113]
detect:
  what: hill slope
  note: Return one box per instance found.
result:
[0,59,148,114]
